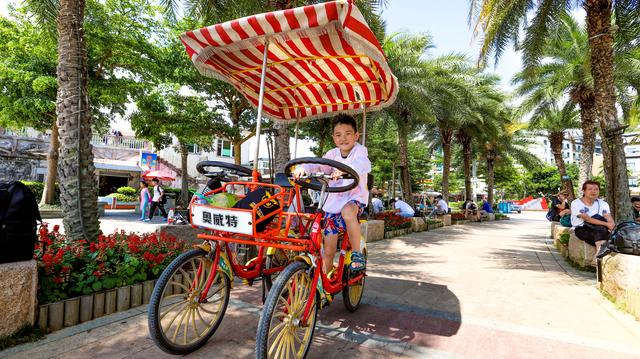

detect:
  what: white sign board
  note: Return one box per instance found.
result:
[191,205,254,235]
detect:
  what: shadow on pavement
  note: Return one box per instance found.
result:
[319,276,461,349]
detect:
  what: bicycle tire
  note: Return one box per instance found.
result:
[256,261,318,359]
[148,248,231,354]
[342,248,367,312]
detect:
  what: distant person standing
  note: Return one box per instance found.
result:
[149,178,168,221]
[139,181,151,221]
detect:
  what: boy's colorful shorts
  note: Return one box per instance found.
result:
[322,200,365,237]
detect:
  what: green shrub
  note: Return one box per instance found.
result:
[559,232,570,246]
[20,181,60,204]
[116,186,137,196]
[106,193,137,202]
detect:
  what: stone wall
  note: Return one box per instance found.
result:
[568,232,596,269]
[0,260,38,337]
[0,134,48,182]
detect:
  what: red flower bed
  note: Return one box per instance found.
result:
[35,224,187,304]
[373,210,413,231]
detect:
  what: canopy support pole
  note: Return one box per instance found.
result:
[252,39,270,177]
[293,117,300,158]
[361,103,367,146]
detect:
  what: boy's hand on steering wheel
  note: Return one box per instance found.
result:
[330,169,344,180]
[292,166,306,179]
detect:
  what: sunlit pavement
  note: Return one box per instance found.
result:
[4,211,640,358]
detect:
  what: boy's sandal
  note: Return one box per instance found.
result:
[350,251,366,272]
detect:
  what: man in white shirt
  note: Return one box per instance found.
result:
[392,198,414,218]
[371,195,384,214]
[570,180,615,265]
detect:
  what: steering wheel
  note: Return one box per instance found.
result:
[284,157,359,193]
[196,161,255,181]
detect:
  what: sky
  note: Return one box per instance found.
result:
[381,0,523,90]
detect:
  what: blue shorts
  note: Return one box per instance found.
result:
[322,200,365,237]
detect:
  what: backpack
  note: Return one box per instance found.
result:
[0,181,41,264]
[606,221,640,256]
[469,203,477,211]
[159,187,167,204]
[233,187,279,232]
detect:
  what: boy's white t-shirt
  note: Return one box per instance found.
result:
[570,198,611,227]
[152,185,163,202]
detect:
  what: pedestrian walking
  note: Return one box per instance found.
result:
[139,181,151,221]
[149,178,168,221]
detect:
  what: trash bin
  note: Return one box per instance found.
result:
[165,193,176,209]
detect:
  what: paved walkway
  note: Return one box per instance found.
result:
[3,213,640,358]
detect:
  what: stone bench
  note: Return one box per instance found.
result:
[436,214,452,226]
[550,221,559,238]
[0,260,37,337]
[568,231,596,269]
[361,220,384,243]
[553,225,571,248]
[411,217,427,232]
[483,213,495,221]
[599,253,640,320]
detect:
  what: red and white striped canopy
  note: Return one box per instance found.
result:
[180,0,398,122]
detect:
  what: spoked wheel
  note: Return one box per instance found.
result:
[256,261,318,359]
[342,248,367,312]
[264,248,295,291]
[148,248,231,354]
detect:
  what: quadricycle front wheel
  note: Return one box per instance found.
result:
[148,248,231,355]
[255,261,318,359]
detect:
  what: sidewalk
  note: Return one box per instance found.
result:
[3,212,640,358]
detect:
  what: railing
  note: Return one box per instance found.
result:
[91,134,152,150]
[0,127,49,139]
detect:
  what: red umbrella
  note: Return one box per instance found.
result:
[142,170,175,181]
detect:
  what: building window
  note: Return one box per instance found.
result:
[187,143,199,153]
[217,139,233,158]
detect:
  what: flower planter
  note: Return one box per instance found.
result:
[36,280,159,334]
[384,227,412,239]
[143,279,155,304]
[131,283,143,307]
[63,298,80,327]
[452,219,470,225]
[80,294,93,323]
[104,289,117,315]
[116,286,131,312]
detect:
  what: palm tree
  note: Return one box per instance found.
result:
[381,33,438,205]
[469,0,638,220]
[56,0,100,241]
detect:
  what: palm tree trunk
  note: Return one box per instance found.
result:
[585,0,632,220]
[274,121,289,172]
[458,131,473,200]
[56,0,99,241]
[486,150,495,206]
[440,126,453,201]
[179,141,189,207]
[549,132,575,199]
[397,117,413,206]
[577,99,597,197]
[41,120,59,205]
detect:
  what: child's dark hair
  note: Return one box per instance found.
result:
[332,114,358,133]
[140,181,148,187]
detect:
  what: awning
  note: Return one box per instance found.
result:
[94,159,144,172]
[180,0,398,122]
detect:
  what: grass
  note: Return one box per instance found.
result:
[38,204,62,211]
[0,325,43,351]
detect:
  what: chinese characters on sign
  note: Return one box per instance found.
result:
[201,210,238,228]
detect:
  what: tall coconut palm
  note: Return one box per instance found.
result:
[381,32,438,205]
[469,0,638,220]
[56,0,100,241]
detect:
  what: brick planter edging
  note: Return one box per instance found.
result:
[384,228,413,239]
[37,279,157,334]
